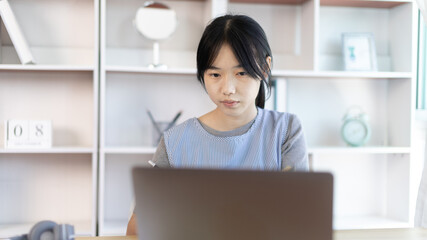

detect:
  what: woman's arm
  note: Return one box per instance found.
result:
[281,114,309,171]
[126,213,137,235]
[126,137,171,236]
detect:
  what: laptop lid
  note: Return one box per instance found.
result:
[132,168,333,240]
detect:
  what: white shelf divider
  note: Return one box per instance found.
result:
[104,67,413,79]
[308,146,412,155]
[0,147,94,154]
[272,70,413,79]
[334,215,412,230]
[102,147,156,155]
[0,65,95,72]
[105,65,196,75]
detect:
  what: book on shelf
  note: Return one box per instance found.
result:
[0,18,2,60]
[0,0,35,64]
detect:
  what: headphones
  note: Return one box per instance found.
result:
[9,221,74,240]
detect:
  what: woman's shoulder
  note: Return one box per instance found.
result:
[259,108,300,124]
[258,109,304,145]
[258,109,303,136]
[164,117,200,138]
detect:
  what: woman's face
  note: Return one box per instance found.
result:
[203,44,261,119]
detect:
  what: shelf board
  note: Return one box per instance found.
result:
[0,64,95,72]
[0,147,94,154]
[102,147,156,154]
[272,70,412,79]
[100,220,127,236]
[334,215,411,230]
[334,228,427,240]
[320,0,410,8]
[0,220,93,238]
[105,65,196,75]
[104,67,412,79]
[230,0,309,4]
[308,146,411,154]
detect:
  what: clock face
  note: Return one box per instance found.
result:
[342,119,370,147]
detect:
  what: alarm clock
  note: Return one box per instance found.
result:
[341,107,371,147]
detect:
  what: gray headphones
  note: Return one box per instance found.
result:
[9,221,74,240]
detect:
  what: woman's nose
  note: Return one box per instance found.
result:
[221,75,236,96]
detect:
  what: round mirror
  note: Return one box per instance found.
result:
[134,2,178,69]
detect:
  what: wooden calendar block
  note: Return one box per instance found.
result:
[5,120,52,148]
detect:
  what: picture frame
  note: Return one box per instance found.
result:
[342,33,378,71]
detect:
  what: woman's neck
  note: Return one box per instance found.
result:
[199,106,258,132]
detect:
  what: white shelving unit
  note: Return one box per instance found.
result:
[293,0,418,229]
[0,0,99,237]
[98,0,419,234]
[1,0,419,236]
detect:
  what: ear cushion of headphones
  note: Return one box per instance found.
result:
[28,221,57,240]
[54,224,74,240]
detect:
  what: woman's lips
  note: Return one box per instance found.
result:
[221,100,239,107]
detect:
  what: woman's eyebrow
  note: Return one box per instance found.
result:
[207,66,221,70]
[207,65,243,70]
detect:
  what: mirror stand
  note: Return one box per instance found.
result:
[148,42,167,69]
[135,1,176,69]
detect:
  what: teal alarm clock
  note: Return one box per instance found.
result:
[341,107,371,147]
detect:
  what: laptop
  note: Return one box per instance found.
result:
[132,167,333,240]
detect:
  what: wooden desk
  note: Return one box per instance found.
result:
[77,228,427,240]
[333,228,427,240]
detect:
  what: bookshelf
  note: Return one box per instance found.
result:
[98,0,419,235]
[0,0,98,237]
[0,0,419,236]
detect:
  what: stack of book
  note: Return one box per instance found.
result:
[0,0,35,64]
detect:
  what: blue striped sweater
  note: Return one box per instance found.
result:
[163,108,308,171]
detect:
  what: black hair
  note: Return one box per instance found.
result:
[196,14,272,109]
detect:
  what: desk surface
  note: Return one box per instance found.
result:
[333,228,427,239]
[77,228,427,240]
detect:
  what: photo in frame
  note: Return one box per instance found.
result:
[342,33,378,71]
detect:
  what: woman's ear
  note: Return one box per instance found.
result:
[263,56,272,79]
[266,56,272,70]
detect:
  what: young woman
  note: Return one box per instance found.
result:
[126,14,308,235]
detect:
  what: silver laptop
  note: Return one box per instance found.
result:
[132,168,333,240]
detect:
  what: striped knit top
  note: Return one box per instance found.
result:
[161,108,308,171]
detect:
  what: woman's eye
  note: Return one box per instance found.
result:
[237,72,248,76]
[210,73,220,78]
